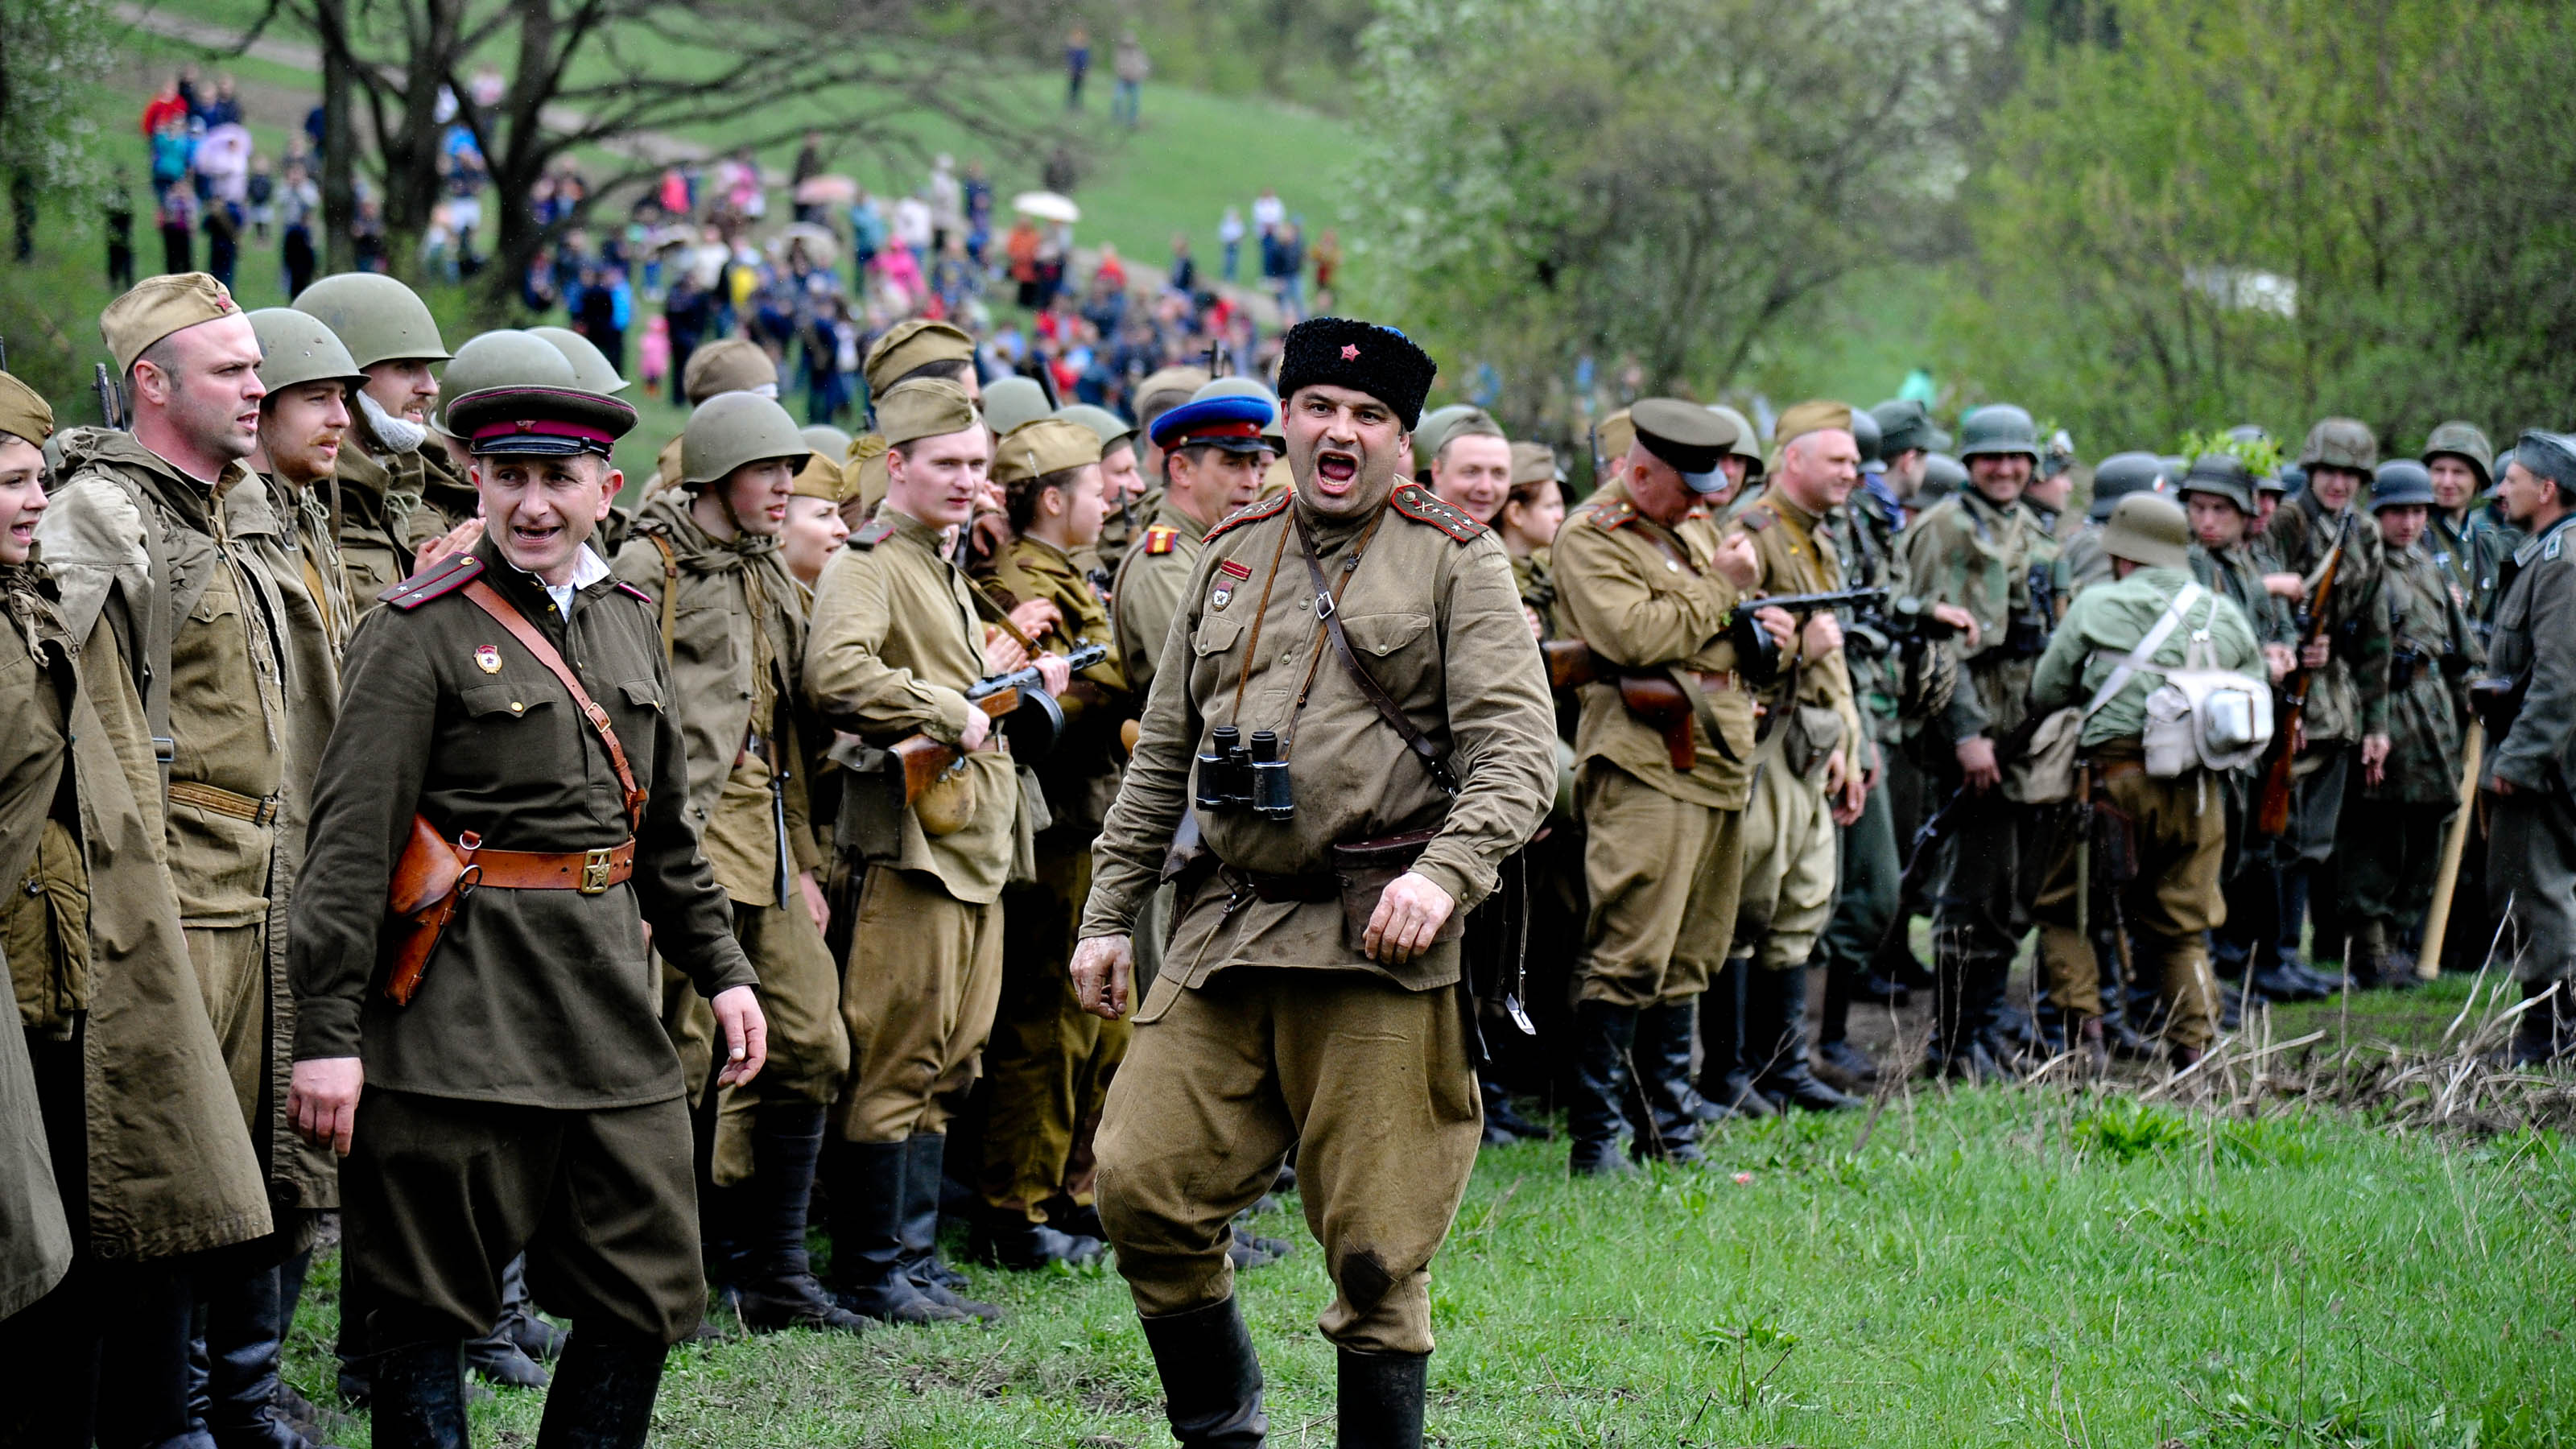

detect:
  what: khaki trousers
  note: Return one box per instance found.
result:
[978,842,1130,1220]
[833,865,1005,1143]
[1096,968,1480,1356]
[2033,763,2225,1050]
[183,923,267,1131]
[1733,735,1841,971]
[708,896,853,1185]
[1575,762,1744,1008]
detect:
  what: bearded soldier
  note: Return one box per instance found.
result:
[290,274,470,600]
[1070,318,1555,1445]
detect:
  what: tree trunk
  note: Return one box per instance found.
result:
[316,0,358,275]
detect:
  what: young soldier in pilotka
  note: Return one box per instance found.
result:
[803,378,1073,1327]
[613,391,861,1335]
[287,379,768,1447]
[1071,317,1557,1446]
[968,416,1133,1270]
[2027,495,2262,1067]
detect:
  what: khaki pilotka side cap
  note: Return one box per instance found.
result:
[1509,440,1561,486]
[682,337,778,404]
[1771,399,1854,448]
[876,378,980,448]
[863,319,975,396]
[993,418,1104,485]
[102,272,242,375]
[791,447,848,503]
[844,433,892,514]
[0,372,56,445]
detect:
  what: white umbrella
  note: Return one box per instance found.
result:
[1012,190,1080,225]
[778,221,839,266]
[795,174,860,206]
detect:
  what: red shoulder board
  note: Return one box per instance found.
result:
[1580,497,1637,531]
[1390,484,1487,543]
[1740,506,1774,531]
[615,582,655,605]
[850,515,900,549]
[1142,523,1179,555]
[1203,492,1290,544]
[382,552,485,611]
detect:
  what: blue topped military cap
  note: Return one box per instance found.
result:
[1150,392,1276,455]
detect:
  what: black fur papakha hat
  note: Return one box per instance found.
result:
[1274,317,1438,432]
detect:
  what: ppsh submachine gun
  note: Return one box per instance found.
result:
[887,642,1108,807]
[1727,587,1889,683]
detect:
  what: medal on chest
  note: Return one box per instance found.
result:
[1212,557,1252,609]
[474,644,503,674]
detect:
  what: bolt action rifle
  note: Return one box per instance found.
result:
[2254,510,2353,836]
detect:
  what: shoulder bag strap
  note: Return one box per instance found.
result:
[2083,583,2202,720]
[460,580,647,830]
[1291,506,1459,797]
[644,531,679,663]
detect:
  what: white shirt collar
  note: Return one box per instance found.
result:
[528,543,610,621]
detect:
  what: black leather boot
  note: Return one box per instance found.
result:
[1696,964,1777,1117]
[493,1256,566,1364]
[2512,981,2573,1067]
[731,1102,874,1332]
[900,1131,1003,1320]
[1627,1001,1705,1165]
[1335,1345,1430,1449]
[824,1139,973,1325]
[1566,999,1640,1176]
[1748,967,1853,1111]
[531,1330,663,1449]
[203,1259,335,1449]
[968,1211,1108,1270]
[1138,1298,1268,1447]
[367,1342,468,1449]
[1481,1078,1555,1141]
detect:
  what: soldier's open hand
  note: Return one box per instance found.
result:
[712,985,768,1088]
[1365,871,1457,967]
[1071,934,1134,1020]
[1956,733,2001,793]
[289,1056,365,1157]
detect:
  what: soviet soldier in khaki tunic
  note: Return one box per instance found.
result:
[291,273,472,602]
[1551,401,1777,1176]
[42,277,348,1437]
[804,378,1058,1327]
[613,391,861,1335]
[0,370,277,1449]
[245,308,369,656]
[1072,319,1556,1446]
[287,382,765,1446]
[962,418,1134,1270]
[1710,402,1870,1117]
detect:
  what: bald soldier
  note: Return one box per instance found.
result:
[1550,401,1789,1171]
[803,378,1070,1327]
[1705,402,1869,1116]
[1070,318,1555,1446]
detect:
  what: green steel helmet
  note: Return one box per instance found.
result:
[1870,398,1943,456]
[2178,454,2256,514]
[245,307,366,398]
[979,375,1055,439]
[2087,451,2171,522]
[682,390,811,489]
[2421,419,2494,489]
[1918,451,1967,501]
[1956,404,2041,462]
[429,331,577,435]
[1195,375,1286,448]
[1707,404,1765,475]
[2099,493,2191,571]
[800,423,853,463]
[1847,404,1884,465]
[528,324,629,394]
[2371,459,2437,511]
[1056,402,1135,451]
[290,271,451,369]
[2298,416,2378,472]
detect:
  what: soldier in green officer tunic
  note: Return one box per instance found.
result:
[968,418,1133,1269]
[612,391,861,1335]
[287,381,767,1447]
[1071,319,1557,1447]
[2334,460,2480,989]
[291,273,473,601]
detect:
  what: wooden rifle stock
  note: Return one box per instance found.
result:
[890,688,1020,806]
[1539,638,1695,766]
[2253,514,2353,836]
[1542,638,1596,690]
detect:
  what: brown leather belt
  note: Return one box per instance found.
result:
[1694,670,1740,694]
[464,840,638,894]
[168,780,283,827]
[1225,865,1340,905]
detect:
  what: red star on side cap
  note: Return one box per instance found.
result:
[1340,343,1360,361]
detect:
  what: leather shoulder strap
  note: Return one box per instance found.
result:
[1291,506,1459,796]
[642,530,679,663]
[460,580,648,830]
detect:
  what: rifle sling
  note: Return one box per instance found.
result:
[460,580,647,830]
[1291,505,1459,797]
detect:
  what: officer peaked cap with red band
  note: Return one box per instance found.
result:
[444,384,638,458]
[1273,316,1438,431]
[1150,394,1276,455]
